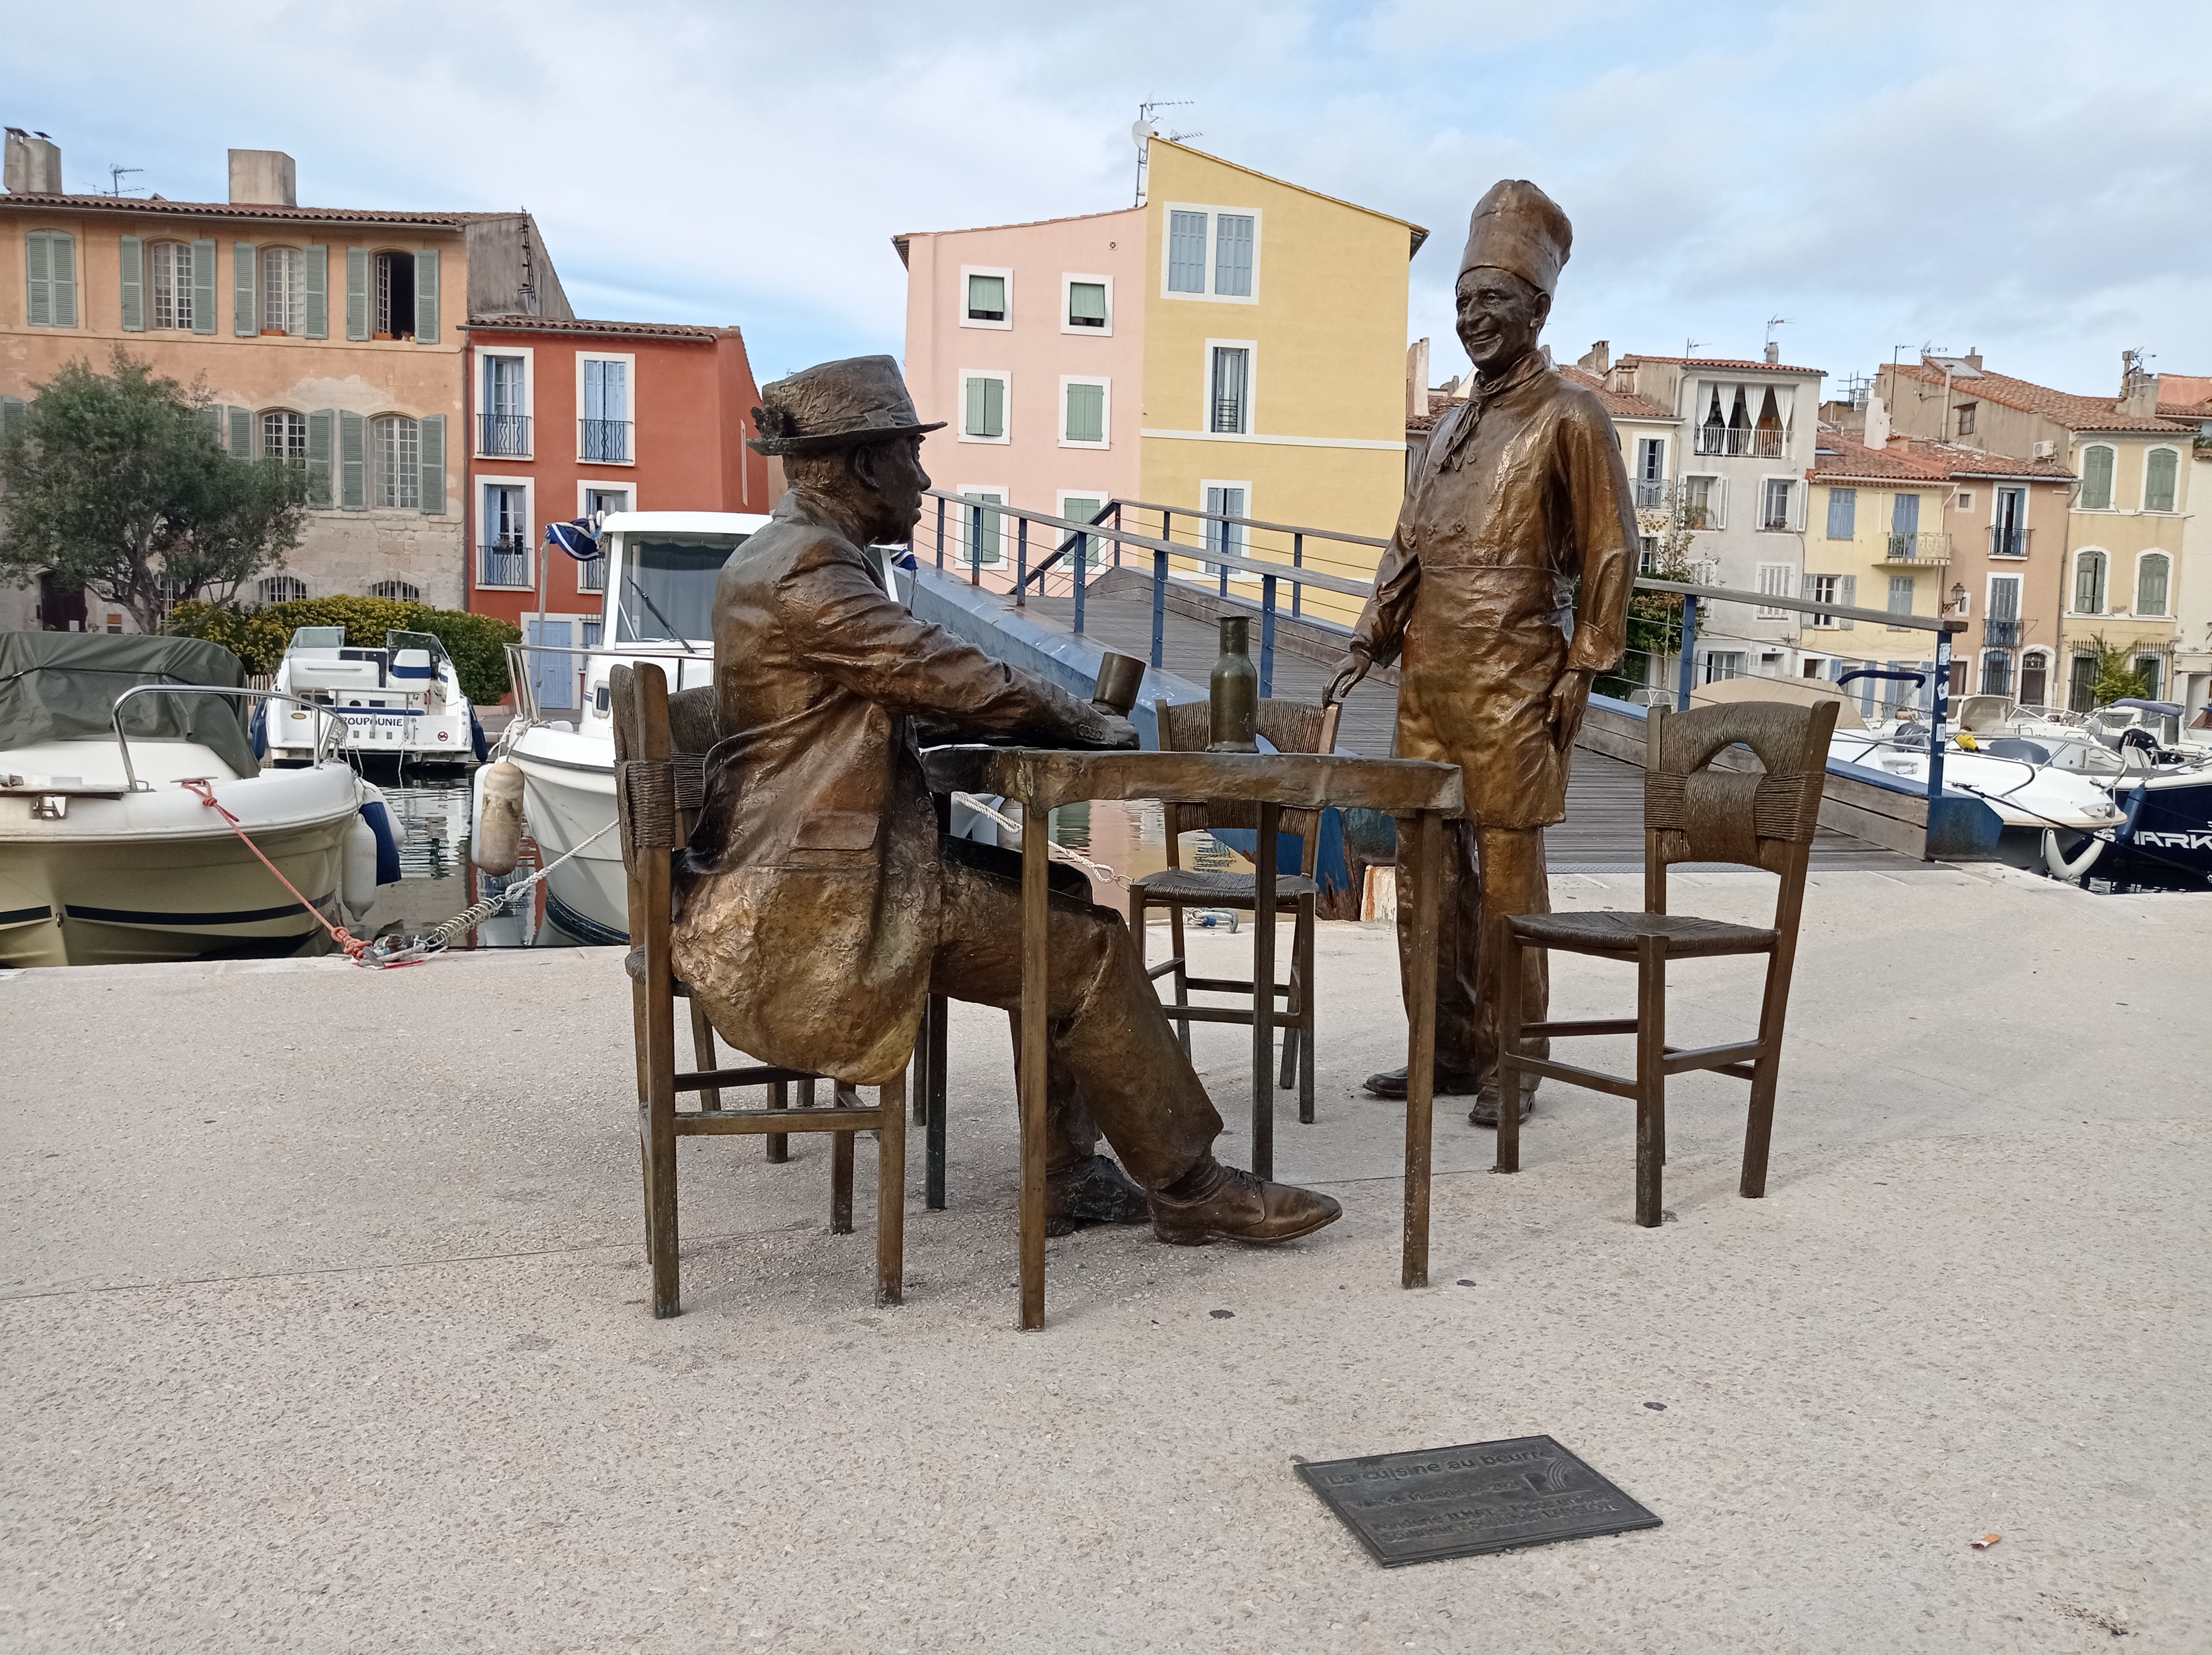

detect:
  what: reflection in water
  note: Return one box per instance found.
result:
[363,779,537,948]
[1046,798,1245,925]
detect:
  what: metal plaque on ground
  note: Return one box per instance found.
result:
[1295,1435,1660,1566]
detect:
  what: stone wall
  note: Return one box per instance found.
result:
[265,509,466,609]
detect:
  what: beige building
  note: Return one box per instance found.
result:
[1,130,565,631]
[2155,373,2212,719]
[1880,353,2196,710]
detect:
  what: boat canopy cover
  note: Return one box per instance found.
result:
[0,631,257,777]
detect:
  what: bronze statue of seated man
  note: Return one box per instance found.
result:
[671,355,1339,1246]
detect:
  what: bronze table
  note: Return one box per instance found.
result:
[922,745,1464,1329]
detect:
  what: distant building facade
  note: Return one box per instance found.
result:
[2154,373,2212,719]
[895,138,1423,624]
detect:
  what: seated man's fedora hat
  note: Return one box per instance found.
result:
[747,354,946,456]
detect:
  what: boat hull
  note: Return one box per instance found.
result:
[505,735,629,945]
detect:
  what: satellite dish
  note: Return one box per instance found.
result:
[1131,119,1156,146]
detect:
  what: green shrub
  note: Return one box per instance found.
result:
[166,597,521,702]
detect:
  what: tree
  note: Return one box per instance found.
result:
[0,347,309,633]
[2080,633,2150,707]
[1595,484,1705,701]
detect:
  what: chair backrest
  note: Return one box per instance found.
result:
[1156,697,1340,849]
[1642,699,1838,908]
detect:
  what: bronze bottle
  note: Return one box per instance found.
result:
[1208,617,1259,752]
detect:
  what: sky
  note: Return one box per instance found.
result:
[8,0,2210,399]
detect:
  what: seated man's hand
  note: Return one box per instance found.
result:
[1089,712,1140,751]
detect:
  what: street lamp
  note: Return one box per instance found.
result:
[1950,581,1968,615]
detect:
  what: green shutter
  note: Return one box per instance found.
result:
[418,413,445,514]
[965,376,987,436]
[338,409,366,509]
[345,248,369,341]
[413,248,439,344]
[1837,575,1856,631]
[306,409,334,507]
[24,232,52,327]
[1065,381,1104,444]
[118,235,144,331]
[304,245,328,339]
[195,405,222,440]
[49,232,77,327]
[1067,281,1108,324]
[2081,445,2114,511]
[983,377,1004,438]
[228,405,252,456]
[2145,448,2177,513]
[231,242,257,335]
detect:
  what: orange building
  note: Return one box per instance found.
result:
[460,316,770,671]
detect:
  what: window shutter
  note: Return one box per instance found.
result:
[1892,492,1918,534]
[339,410,367,509]
[195,405,222,440]
[984,376,1004,438]
[228,405,252,456]
[1710,476,1726,528]
[1838,575,1855,629]
[2080,446,2114,511]
[2137,554,2168,615]
[1825,487,1854,539]
[346,248,369,340]
[414,247,439,344]
[24,232,53,327]
[418,413,445,515]
[1167,211,1207,293]
[1065,382,1104,444]
[304,245,328,339]
[1214,213,1254,296]
[49,232,78,327]
[119,235,144,331]
[225,241,251,336]
[2145,449,2177,513]
[306,410,334,507]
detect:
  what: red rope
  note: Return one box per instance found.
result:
[181,778,368,961]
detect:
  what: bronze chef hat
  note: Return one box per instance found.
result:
[747,355,946,456]
[1459,180,1573,299]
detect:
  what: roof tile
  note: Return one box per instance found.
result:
[1888,361,2193,434]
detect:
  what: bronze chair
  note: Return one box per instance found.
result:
[1130,697,1342,1123]
[1494,698,1838,1227]
[612,662,906,1317]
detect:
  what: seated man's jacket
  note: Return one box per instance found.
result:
[672,490,1118,1084]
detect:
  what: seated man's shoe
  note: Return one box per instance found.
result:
[1362,1064,1486,1100]
[1148,1157,1342,1246]
[1045,1153,1152,1237]
[1469,1084,1536,1128]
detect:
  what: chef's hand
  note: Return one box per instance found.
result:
[1326,647,1373,706]
[1548,667,1595,752]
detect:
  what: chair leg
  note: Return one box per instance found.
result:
[1167,902,1192,1057]
[1496,930,1524,1174]
[911,1000,930,1122]
[688,1000,721,1111]
[1741,946,1793,1199]
[765,1080,790,1164]
[1635,935,1667,1228]
[831,1082,857,1234]
[1293,895,1318,1122]
[926,992,949,1211]
[877,1071,906,1306]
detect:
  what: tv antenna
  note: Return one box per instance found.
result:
[1684,338,1707,358]
[1765,315,1790,345]
[1133,99,1194,205]
[106,164,145,196]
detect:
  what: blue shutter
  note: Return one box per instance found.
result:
[339,410,366,509]
[306,410,334,507]
[119,235,144,331]
[304,246,328,339]
[1167,211,1207,293]
[228,406,252,456]
[1825,487,1855,539]
[414,247,439,343]
[1891,492,1919,534]
[1837,575,1856,630]
[24,232,53,327]
[346,248,369,340]
[418,414,445,515]
[1214,213,1254,296]
[227,242,253,336]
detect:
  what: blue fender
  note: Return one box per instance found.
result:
[359,799,403,885]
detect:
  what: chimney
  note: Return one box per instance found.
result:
[2119,349,2160,417]
[1578,340,1610,373]
[1964,348,1983,371]
[228,148,296,207]
[1863,393,1891,450]
[1763,340,1781,364]
[4,129,63,194]
[1405,337,1431,421]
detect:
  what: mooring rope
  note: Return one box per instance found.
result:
[181,778,370,961]
[950,792,1131,888]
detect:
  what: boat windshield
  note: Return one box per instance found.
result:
[289,627,347,651]
[385,629,451,672]
[613,534,749,644]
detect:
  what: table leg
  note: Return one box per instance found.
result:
[1402,810,1442,1290]
[1251,801,1279,1183]
[1019,803,1050,1330]
[925,992,948,1212]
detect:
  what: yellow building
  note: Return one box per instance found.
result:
[1801,431,1957,713]
[898,139,1423,624]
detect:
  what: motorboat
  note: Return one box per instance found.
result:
[265,626,482,769]
[1,632,400,967]
[488,511,774,944]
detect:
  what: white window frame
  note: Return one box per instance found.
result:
[1060,273,1114,337]
[1680,473,1725,530]
[1159,203,1263,305]
[576,481,634,519]
[1055,491,1110,570]
[1057,376,1111,449]
[369,413,422,511]
[959,264,1014,331]
[1202,339,1259,437]
[474,345,535,459]
[2143,446,2182,514]
[477,473,536,589]
[1757,474,1799,533]
[957,369,1012,445]
[953,487,1009,568]
[261,246,306,336]
[1803,572,1841,627]
[150,241,195,331]
[576,351,637,467]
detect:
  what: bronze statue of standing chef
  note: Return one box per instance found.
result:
[1333,179,1636,1125]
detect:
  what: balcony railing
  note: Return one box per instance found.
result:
[479,540,529,588]
[1985,616,2023,648]
[1880,532,1952,565]
[1693,426,1785,458]
[1988,525,2032,559]
[576,554,607,594]
[1211,398,1244,434]
[581,418,632,463]
[479,413,531,457]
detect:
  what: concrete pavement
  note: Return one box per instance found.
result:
[3,865,2206,1652]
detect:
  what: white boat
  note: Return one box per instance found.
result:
[265,626,479,768]
[488,511,773,944]
[1,632,399,967]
